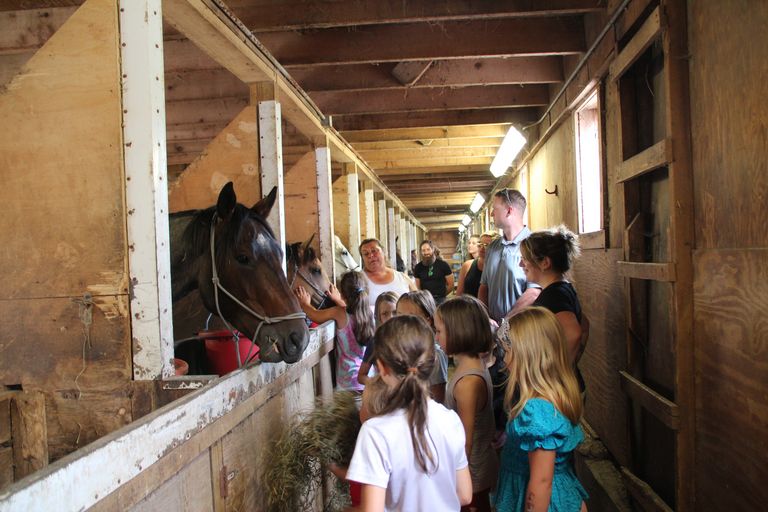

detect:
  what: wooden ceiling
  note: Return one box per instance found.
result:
[0,0,607,231]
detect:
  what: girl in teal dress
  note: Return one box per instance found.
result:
[495,307,588,511]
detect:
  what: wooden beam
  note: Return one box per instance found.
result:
[312,84,549,115]
[10,391,48,480]
[352,136,504,151]
[359,146,498,161]
[619,371,679,430]
[332,108,539,131]
[616,138,673,183]
[620,467,674,512]
[616,261,676,281]
[423,223,462,231]
[610,7,661,81]
[420,214,466,223]
[369,155,494,169]
[256,18,586,66]
[228,0,605,31]
[391,60,433,86]
[342,124,511,143]
[401,192,476,207]
[0,6,76,54]
[388,180,495,194]
[375,164,492,176]
[290,57,564,92]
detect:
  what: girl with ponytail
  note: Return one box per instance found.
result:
[295,271,374,392]
[346,315,473,510]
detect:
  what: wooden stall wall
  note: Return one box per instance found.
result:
[524,116,631,469]
[0,0,133,464]
[688,1,768,509]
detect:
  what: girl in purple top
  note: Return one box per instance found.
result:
[295,271,375,391]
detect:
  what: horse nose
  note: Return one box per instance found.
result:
[282,329,307,362]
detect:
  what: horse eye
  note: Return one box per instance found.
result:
[235,254,249,264]
[341,250,349,256]
[311,267,322,275]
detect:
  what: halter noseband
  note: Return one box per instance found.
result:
[209,214,306,367]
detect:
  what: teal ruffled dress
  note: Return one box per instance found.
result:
[494,398,588,511]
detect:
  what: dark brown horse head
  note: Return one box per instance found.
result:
[286,234,333,310]
[172,183,309,363]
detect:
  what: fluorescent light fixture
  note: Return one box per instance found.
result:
[490,126,526,178]
[469,192,485,213]
[461,214,471,226]
[458,224,466,233]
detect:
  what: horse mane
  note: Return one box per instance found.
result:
[285,241,318,266]
[173,204,275,268]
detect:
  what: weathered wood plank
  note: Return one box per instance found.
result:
[610,7,661,81]
[10,392,48,480]
[619,371,678,430]
[616,139,672,183]
[616,261,675,282]
[620,467,673,512]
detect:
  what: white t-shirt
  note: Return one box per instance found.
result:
[346,400,468,511]
[362,270,413,310]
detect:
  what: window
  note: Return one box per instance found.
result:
[574,89,603,234]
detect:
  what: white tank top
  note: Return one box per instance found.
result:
[362,270,412,310]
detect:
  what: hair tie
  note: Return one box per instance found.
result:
[407,367,418,374]
[355,287,364,294]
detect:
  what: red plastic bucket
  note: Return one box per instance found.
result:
[200,330,260,375]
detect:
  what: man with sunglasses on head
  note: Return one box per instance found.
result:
[478,188,540,322]
[479,189,541,443]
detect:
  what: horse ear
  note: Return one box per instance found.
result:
[217,182,237,220]
[302,233,315,252]
[252,186,277,218]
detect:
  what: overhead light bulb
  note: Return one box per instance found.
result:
[490,126,526,178]
[461,214,471,226]
[469,192,485,213]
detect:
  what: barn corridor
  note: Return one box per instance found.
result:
[0,1,766,511]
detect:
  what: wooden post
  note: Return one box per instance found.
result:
[119,0,174,379]
[252,82,287,272]
[361,181,377,240]
[10,391,48,480]
[345,167,362,263]
[387,205,397,268]
[377,198,388,253]
[315,145,336,281]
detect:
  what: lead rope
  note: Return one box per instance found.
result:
[209,216,306,367]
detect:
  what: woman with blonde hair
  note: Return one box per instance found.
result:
[495,307,588,512]
[456,231,496,297]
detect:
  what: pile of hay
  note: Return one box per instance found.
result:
[264,391,362,512]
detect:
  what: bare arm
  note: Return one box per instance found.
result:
[357,360,372,385]
[456,260,472,295]
[445,271,455,295]
[508,287,541,316]
[453,374,487,461]
[525,449,555,512]
[415,277,422,290]
[407,275,418,292]
[577,314,590,363]
[430,382,446,404]
[294,287,347,326]
[478,283,489,308]
[360,484,387,511]
[456,466,473,506]
[555,311,582,364]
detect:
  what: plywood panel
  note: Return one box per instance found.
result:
[571,248,630,466]
[693,249,768,511]
[527,120,577,231]
[167,106,262,212]
[129,451,213,512]
[0,0,126,300]
[284,151,320,243]
[689,1,768,249]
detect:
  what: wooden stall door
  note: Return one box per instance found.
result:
[609,2,694,510]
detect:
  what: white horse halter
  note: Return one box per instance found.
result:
[209,215,306,367]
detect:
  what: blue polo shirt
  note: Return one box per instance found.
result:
[480,227,535,322]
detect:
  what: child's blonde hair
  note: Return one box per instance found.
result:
[500,307,582,423]
[436,295,492,356]
[367,315,436,473]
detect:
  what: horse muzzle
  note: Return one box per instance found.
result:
[258,320,309,363]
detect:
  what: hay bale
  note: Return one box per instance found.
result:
[264,391,362,512]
